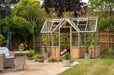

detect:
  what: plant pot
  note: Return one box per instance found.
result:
[85,53,90,59]
[28,56,33,60]
[63,59,71,67]
[44,52,48,58]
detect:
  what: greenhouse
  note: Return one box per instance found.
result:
[40,17,100,58]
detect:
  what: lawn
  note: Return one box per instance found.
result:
[59,56,114,75]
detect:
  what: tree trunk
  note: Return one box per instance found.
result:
[32,27,35,50]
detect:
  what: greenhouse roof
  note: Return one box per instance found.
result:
[41,17,98,33]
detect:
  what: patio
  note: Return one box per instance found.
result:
[0,59,71,75]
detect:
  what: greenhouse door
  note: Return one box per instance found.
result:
[59,27,71,55]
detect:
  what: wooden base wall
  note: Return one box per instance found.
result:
[41,46,100,59]
[41,46,59,57]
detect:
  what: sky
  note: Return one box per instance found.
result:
[82,0,89,3]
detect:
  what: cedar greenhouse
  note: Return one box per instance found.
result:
[40,17,100,58]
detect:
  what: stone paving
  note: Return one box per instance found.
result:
[0,60,71,75]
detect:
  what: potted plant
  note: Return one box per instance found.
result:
[85,33,94,59]
[26,50,35,60]
[63,52,71,67]
[85,43,90,59]
[18,43,24,52]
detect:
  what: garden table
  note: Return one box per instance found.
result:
[14,51,29,70]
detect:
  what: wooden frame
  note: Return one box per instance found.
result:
[41,17,100,58]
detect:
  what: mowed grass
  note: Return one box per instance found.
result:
[59,56,114,75]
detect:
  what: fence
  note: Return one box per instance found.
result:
[99,32,114,50]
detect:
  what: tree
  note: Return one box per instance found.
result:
[89,0,114,17]
[0,17,12,37]
[99,17,114,50]
[13,16,32,42]
[42,0,86,17]
[13,0,46,49]
[0,0,20,18]
[0,34,7,46]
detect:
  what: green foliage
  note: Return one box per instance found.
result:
[0,0,19,18]
[12,0,46,49]
[0,17,12,36]
[100,49,114,55]
[0,34,8,46]
[13,16,32,39]
[12,0,46,33]
[64,53,71,59]
[48,57,59,62]
[59,56,64,62]
[33,54,46,62]
[88,33,94,47]
[41,34,48,52]
[89,0,114,17]
[26,50,35,57]
[35,47,41,54]
[99,17,114,32]
[18,43,24,52]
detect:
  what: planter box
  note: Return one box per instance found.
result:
[89,46,100,58]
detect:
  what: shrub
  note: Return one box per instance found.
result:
[100,49,108,55]
[33,54,42,59]
[64,53,71,59]
[100,49,114,55]
[33,54,46,62]
[35,47,41,54]
[48,57,59,62]
[108,49,114,55]
[26,50,35,57]
[59,56,64,62]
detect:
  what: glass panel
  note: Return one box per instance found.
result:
[80,33,86,46]
[86,33,95,47]
[78,21,87,31]
[47,21,52,32]
[41,34,51,46]
[54,33,59,46]
[42,21,52,33]
[72,33,78,46]
[86,20,96,31]
[51,22,59,31]
[60,28,70,51]
[73,20,78,25]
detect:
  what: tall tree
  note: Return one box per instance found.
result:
[0,0,20,18]
[89,0,114,17]
[13,0,46,49]
[42,0,86,17]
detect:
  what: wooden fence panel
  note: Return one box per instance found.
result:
[99,32,114,50]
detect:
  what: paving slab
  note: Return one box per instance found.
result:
[0,60,71,75]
